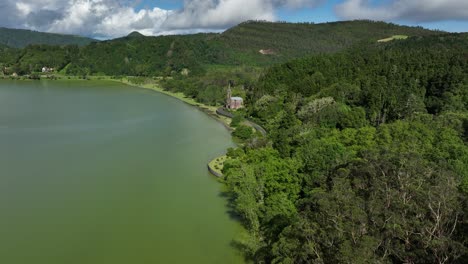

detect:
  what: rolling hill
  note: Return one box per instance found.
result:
[0,20,444,75]
[217,20,440,64]
[0,27,96,48]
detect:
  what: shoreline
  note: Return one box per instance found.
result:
[105,78,239,178]
[112,78,234,132]
[102,78,237,178]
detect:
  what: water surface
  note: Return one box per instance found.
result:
[0,80,243,264]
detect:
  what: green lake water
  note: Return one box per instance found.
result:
[0,80,244,264]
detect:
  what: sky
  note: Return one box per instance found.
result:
[1,0,467,39]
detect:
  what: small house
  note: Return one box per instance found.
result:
[226,83,244,110]
[228,97,244,110]
[42,67,54,73]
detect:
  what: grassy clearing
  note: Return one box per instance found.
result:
[378,35,409,42]
[208,155,228,176]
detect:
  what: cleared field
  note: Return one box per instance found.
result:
[378,35,409,42]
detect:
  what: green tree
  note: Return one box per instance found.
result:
[233,125,254,140]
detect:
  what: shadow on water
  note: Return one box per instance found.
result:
[218,190,244,222]
[230,240,255,264]
[219,183,282,264]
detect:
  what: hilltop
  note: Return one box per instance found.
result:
[0,27,96,48]
[126,31,146,38]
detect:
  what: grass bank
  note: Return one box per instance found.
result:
[208,155,228,178]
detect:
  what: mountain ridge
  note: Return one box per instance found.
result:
[0,20,446,76]
[0,27,96,48]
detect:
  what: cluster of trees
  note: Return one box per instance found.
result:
[158,66,258,106]
[0,34,216,76]
[222,33,468,263]
[3,45,80,75]
[255,33,468,125]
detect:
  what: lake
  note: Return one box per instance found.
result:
[0,80,243,263]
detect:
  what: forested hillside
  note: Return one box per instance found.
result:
[0,27,95,48]
[222,33,468,263]
[67,33,222,76]
[220,20,439,64]
[0,20,439,76]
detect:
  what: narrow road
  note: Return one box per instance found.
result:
[216,107,267,136]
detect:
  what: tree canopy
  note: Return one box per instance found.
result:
[222,32,468,263]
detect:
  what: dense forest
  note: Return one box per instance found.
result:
[0,27,95,48]
[222,33,468,263]
[1,20,467,263]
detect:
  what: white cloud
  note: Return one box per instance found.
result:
[336,0,468,22]
[163,0,324,30]
[95,7,172,38]
[16,2,33,16]
[162,0,275,30]
[3,0,468,38]
[0,0,322,38]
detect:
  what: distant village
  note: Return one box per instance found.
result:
[1,65,57,79]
